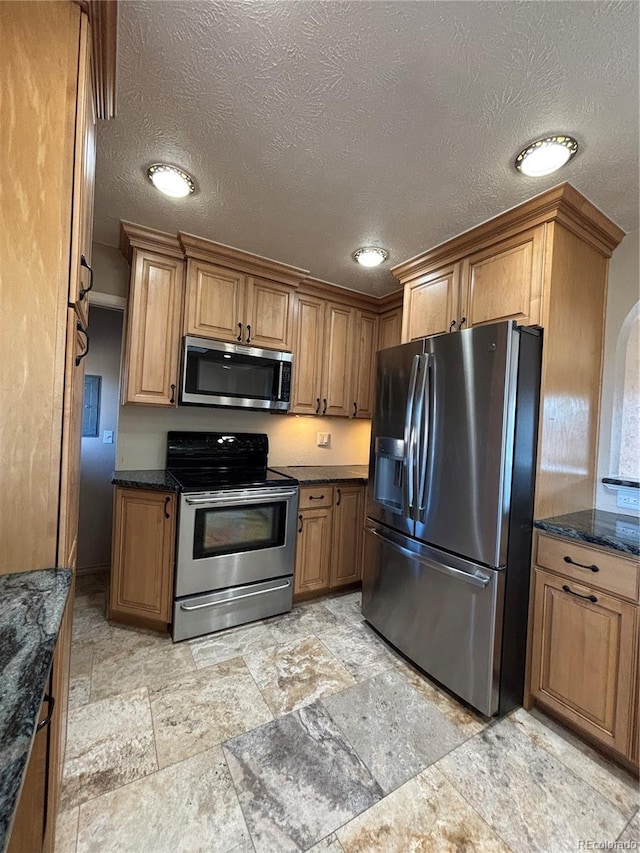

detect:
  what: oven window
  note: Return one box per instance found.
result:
[193,502,286,559]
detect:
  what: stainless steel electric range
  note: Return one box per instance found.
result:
[167,432,299,642]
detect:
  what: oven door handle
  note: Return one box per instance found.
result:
[184,488,298,506]
[179,580,292,611]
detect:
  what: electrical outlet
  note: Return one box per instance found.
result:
[617,489,640,510]
[316,432,330,447]
[103,430,114,444]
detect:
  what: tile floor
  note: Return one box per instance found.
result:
[56,571,639,853]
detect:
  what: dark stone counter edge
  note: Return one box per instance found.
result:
[534,520,639,557]
[283,475,368,485]
[111,470,180,491]
[1,568,72,852]
[603,477,640,489]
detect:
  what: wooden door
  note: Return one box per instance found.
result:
[378,307,402,351]
[530,568,636,756]
[245,277,295,351]
[351,311,378,419]
[291,295,325,415]
[461,226,544,328]
[294,508,332,596]
[402,264,461,342]
[123,249,184,406]
[68,13,95,327]
[184,259,246,342]
[322,303,354,417]
[330,486,364,588]
[109,489,176,629]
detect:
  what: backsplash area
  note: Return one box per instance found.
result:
[116,405,372,470]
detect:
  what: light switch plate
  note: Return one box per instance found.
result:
[316,432,330,447]
[103,430,114,444]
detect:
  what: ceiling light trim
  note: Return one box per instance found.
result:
[147,163,196,197]
[353,246,389,267]
[514,135,578,177]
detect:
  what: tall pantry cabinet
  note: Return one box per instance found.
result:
[0,3,116,850]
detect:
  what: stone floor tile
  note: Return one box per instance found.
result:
[322,668,468,793]
[308,834,345,852]
[316,620,398,682]
[618,810,639,845]
[395,659,489,738]
[223,702,382,852]
[61,687,157,810]
[322,592,364,623]
[437,716,629,853]
[337,766,510,852]
[76,747,252,852]
[243,635,356,717]
[189,621,278,669]
[149,656,272,769]
[68,675,91,711]
[55,806,79,853]
[510,707,639,818]
[266,601,344,644]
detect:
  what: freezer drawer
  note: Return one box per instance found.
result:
[362,522,504,716]
[173,575,293,642]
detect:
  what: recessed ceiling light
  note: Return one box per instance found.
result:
[147,163,195,197]
[515,135,578,177]
[353,247,388,268]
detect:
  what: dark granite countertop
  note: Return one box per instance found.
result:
[270,465,369,485]
[0,568,72,851]
[111,470,179,491]
[535,510,640,557]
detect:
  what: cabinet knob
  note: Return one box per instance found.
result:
[36,694,55,732]
[449,320,456,333]
[322,398,327,415]
[308,495,325,501]
[75,320,90,366]
[458,317,467,330]
[170,384,176,404]
[237,322,243,341]
[163,496,171,518]
[352,402,358,417]
[298,514,303,533]
[336,488,342,506]
[315,398,321,414]
[246,324,252,344]
[78,254,94,301]
[563,555,599,572]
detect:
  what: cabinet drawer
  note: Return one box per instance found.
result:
[535,533,639,602]
[298,486,334,509]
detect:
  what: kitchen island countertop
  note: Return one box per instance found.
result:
[0,568,72,852]
[534,509,640,557]
[270,465,369,485]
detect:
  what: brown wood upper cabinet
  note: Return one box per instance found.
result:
[378,306,403,351]
[402,264,461,342]
[292,299,354,416]
[120,226,186,407]
[109,488,176,631]
[351,311,379,419]
[184,259,296,351]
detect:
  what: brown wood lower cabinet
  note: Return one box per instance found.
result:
[109,488,176,631]
[294,484,365,599]
[529,533,639,767]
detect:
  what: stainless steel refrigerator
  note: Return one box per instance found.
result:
[363,320,541,717]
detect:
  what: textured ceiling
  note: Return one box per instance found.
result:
[94,0,639,296]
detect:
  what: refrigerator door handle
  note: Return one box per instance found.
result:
[403,354,420,517]
[415,353,430,514]
[368,527,491,589]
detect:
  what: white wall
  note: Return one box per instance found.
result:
[595,229,640,512]
[92,242,129,298]
[78,307,124,568]
[116,405,371,469]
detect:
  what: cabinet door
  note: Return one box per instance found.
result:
[378,307,402,351]
[401,265,460,342]
[530,568,636,757]
[351,311,378,419]
[109,489,176,629]
[294,507,332,596]
[330,486,364,588]
[124,250,184,406]
[184,260,246,342]
[291,295,325,415]
[245,277,295,351]
[322,303,354,417]
[68,13,95,327]
[461,226,544,328]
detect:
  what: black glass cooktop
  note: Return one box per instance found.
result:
[168,467,296,492]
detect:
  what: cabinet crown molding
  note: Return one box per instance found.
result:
[179,231,309,287]
[77,0,118,119]
[119,221,184,262]
[392,182,626,285]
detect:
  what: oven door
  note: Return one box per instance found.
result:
[175,487,298,597]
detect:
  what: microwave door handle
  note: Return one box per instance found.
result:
[403,355,419,518]
[277,363,283,401]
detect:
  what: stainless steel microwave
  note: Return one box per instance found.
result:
[180,336,292,411]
